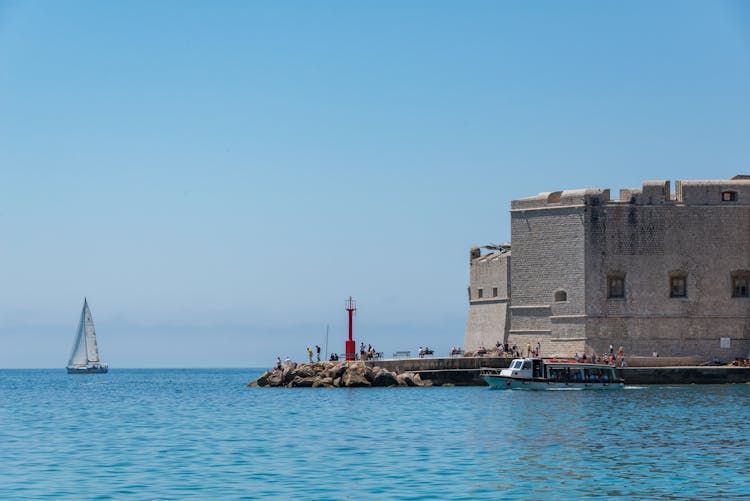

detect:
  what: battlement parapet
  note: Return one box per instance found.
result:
[511,188,610,210]
[512,176,750,210]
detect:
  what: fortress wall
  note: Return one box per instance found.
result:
[545,316,587,357]
[463,300,509,351]
[463,252,510,351]
[466,177,750,362]
[586,316,750,360]
[586,204,750,316]
[510,206,586,311]
[468,252,510,300]
[584,202,750,360]
[546,339,587,358]
[509,204,587,347]
[679,179,750,205]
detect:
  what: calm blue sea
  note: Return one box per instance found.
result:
[1,369,749,500]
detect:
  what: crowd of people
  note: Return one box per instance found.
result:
[474,340,629,368]
[359,342,380,360]
[305,345,322,363]
[548,366,613,382]
[274,341,634,368]
[418,346,434,358]
[573,344,627,367]
[275,356,295,370]
[474,343,522,357]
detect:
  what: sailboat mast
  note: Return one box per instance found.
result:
[82,298,89,361]
[324,324,329,360]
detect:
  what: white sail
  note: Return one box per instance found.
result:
[67,298,104,369]
[83,300,100,363]
[67,302,89,367]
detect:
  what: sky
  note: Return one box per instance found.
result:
[1,1,749,368]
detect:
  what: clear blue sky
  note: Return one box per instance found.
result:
[1,1,749,368]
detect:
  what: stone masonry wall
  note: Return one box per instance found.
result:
[464,301,509,351]
[465,178,750,362]
[509,205,587,349]
[468,251,510,301]
[585,203,750,359]
[463,252,510,351]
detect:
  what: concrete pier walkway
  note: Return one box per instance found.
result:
[365,356,750,386]
[365,356,509,386]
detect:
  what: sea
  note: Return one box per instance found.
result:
[1,369,749,500]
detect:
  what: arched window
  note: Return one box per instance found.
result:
[554,290,567,302]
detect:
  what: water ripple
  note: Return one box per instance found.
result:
[1,370,749,499]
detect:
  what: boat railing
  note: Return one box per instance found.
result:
[479,367,503,376]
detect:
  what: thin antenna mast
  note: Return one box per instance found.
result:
[325,324,329,360]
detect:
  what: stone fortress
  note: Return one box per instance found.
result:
[464,176,750,361]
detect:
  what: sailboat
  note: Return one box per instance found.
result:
[66,298,108,374]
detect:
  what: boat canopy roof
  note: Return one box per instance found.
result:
[510,357,616,368]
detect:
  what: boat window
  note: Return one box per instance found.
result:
[511,360,523,369]
[522,361,532,370]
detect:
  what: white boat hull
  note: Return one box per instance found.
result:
[483,375,624,390]
[67,365,108,374]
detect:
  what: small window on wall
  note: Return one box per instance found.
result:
[607,273,625,299]
[670,274,687,298]
[732,272,750,297]
[477,288,483,299]
[554,290,567,302]
[722,191,738,202]
[493,287,498,297]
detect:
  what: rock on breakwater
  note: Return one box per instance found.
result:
[249,361,432,388]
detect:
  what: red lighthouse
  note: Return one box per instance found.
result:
[345,296,357,361]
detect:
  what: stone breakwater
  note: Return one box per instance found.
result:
[249,361,432,388]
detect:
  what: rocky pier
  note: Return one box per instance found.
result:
[249,356,750,387]
[249,361,432,388]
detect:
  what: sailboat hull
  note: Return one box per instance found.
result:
[67,366,108,374]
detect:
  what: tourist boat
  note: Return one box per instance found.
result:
[481,357,624,390]
[66,298,108,374]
